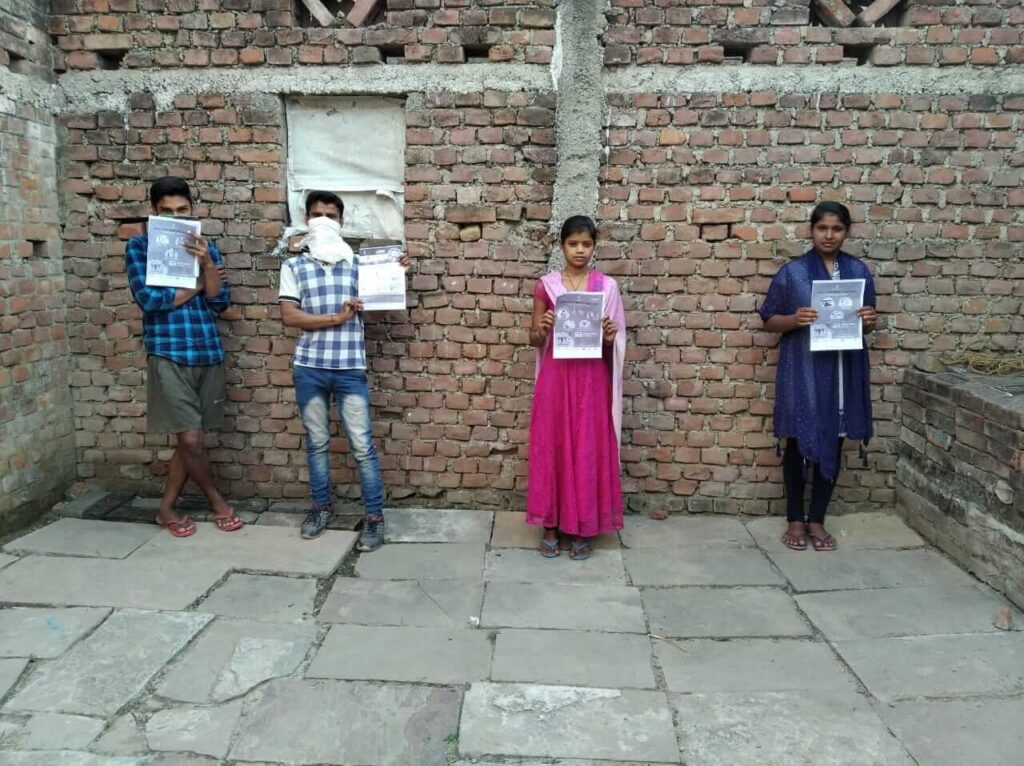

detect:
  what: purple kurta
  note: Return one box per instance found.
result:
[758,250,876,480]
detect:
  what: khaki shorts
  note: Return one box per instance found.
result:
[147,356,225,434]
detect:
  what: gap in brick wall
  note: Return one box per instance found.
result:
[721,44,754,65]
[96,49,127,70]
[842,43,875,65]
[377,43,405,64]
[463,43,494,64]
[28,240,49,259]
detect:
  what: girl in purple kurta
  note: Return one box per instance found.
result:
[527,216,626,560]
[758,202,878,552]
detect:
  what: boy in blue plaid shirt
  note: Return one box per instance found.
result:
[125,177,242,537]
[279,191,408,550]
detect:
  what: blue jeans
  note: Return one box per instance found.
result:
[293,366,384,519]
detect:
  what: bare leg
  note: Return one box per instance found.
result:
[156,448,190,525]
[176,430,234,518]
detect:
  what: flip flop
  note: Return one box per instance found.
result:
[155,515,196,538]
[569,540,592,561]
[781,529,807,551]
[539,537,560,558]
[808,531,837,552]
[213,513,244,532]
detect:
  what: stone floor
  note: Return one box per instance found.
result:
[0,508,1021,765]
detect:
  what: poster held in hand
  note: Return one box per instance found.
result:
[809,278,866,352]
[145,216,201,288]
[552,292,605,359]
[358,245,406,311]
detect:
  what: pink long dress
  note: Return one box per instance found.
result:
[526,270,625,537]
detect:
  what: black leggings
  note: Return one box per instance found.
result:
[783,438,842,524]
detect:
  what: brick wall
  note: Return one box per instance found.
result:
[13,0,1024,517]
[50,0,555,70]
[0,0,54,79]
[604,0,1022,67]
[0,1,75,533]
[60,89,556,505]
[897,369,1024,607]
[601,90,1024,514]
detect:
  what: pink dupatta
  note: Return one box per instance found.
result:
[536,270,627,447]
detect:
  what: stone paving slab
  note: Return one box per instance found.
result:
[145,701,242,758]
[91,714,147,756]
[642,587,810,638]
[0,657,28,700]
[655,638,856,693]
[196,573,317,622]
[482,583,646,633]
[134,523,356,577]
[355,543,485,580]
[385,508,494,543]
[766,548,977,592]
[307,624,493,684]
[490,513,620,550]
[796,584,1021,640]
[2,519,157,559]
[0,753,145,765]
[229,678,462,765]
[0,607,110,658]
[623,548,782,587]
[834,633,1024,701]
[254,511,302,527]
[485,549,627,585]
[454,761,668,766]
[156,618,316,703]
[620,516,753,549]
[0,555,227,611]
[459,682,680,763]
[747,512,925,552]
[670,691,915,766]
[491,629,656,689]
[318,578,484,628]
[0,554,18,570]
[878,698,1024,766]
[17,712,105,750]
[5,610,211,716]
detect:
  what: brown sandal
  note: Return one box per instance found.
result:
[781,528,807,551]
[808,531,837,552]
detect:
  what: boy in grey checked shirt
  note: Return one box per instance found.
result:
[278,191,408,550]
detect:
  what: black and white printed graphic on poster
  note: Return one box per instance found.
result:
[358,245,407,312]
[810,278,865,352]
[553,291,605,359]
[145,216,201,288]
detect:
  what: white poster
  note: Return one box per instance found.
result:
[358,245,406,312]
[810,278,866,352]
[145,216,201,288]
[553,292,605,359]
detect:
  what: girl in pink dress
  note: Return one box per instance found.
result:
[526,216,626,560]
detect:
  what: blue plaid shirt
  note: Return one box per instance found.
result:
[125,235,230,366]
[279,254,366,370]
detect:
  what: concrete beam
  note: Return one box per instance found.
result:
[547,0,607,269]
[0,67,64,112]
[58,64,552,113]
[606,65,1024,96]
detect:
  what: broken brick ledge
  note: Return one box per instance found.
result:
[896,368,1024,609]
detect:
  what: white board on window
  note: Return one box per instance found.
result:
[286,96,405,241]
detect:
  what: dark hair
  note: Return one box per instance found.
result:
[305,190,344,217]
[810,201,851,230]
[559,215,597,244]
[149,176,192,207]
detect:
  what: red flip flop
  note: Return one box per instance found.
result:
[213,513,244,532]
[155,515,196,538]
